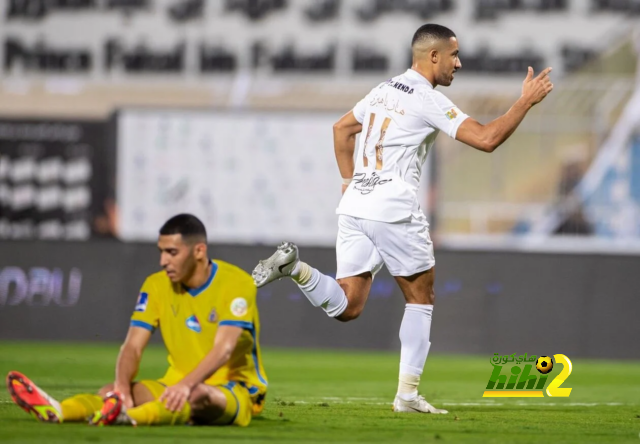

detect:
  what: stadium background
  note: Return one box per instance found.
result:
[0,2,639,442]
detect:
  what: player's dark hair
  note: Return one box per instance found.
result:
[159,213,207,243]
[411,24,456,47]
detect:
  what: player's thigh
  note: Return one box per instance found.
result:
[97,380,162,406]
[134,380,166,405]
[373,211,435,279]
[336,215,382,318]
[336,215,384,281]
[190,382,253,427]
[394,266,436,305]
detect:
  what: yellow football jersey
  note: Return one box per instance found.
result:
[130,260,267,395]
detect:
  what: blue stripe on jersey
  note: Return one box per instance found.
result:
[130,320,155,332]
[218,320,268,386]
[185,260,218,297]
[238,381,259,395]
[219,320,253,330]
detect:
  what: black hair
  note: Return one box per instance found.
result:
[159,213,207,242]
[411,24,456,47]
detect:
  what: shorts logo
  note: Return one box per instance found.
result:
[186,315,201,333]
[445,107,459,120]
[208,308,218,323]
[230,297,248,317]
[135,292,148,312]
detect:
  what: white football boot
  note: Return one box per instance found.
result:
[252,242,299,288]
[393,395,448,414]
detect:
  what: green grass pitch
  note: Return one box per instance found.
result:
[1,342,639,443]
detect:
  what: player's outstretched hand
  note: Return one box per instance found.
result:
[160,382,191,412]
[522,66,553,107]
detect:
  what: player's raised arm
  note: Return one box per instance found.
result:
[455,67,554,153]
[333,110,363,194]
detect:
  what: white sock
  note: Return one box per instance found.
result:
[397,304,433,401]
[291,261,311,284]
[295,266,348,318]
[397,374,420,402]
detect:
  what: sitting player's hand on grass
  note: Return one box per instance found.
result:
[160,382,191,412]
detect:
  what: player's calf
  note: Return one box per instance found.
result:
[334,274,373,322]
[252,243,375,321]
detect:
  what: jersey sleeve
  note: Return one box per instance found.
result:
[130,277,160,333]
[217,278,258,330]
[423,91,469,139]
[352,94,369,124]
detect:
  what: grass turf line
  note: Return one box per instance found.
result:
[0,341,639,443]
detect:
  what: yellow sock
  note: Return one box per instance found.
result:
[127,401,191,426]
[60,394,104,422]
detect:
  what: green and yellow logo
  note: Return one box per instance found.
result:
[483,353,573,398]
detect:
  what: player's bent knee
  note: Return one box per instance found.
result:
[188,383,255,427]
[131,381,160,405]
[189,384,226,410]
[335,305,363,322]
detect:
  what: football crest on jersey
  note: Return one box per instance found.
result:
[135,292,148,312]
[445,107,459,120]
[208,308,218,323]
[230,297,248,317]
[186,315,201,333]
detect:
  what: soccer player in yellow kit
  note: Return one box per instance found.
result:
[6,214,267,427]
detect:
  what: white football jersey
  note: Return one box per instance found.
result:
[336,69,469,222]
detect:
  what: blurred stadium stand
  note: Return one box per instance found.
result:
[1,1,639,244]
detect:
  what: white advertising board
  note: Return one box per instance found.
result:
[117,109,343,245]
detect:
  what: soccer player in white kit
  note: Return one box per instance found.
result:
[252,24,553,413]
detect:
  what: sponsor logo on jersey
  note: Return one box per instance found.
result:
[352,172,392,195]
[445,107,459,120]
[135,292,148,312]
[208,308,218,323]
[384,79,414,94]
[230,297,248,317]
[186,315,201,333]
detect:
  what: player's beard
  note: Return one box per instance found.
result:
[178,253,199,285]
[439,74,454,87]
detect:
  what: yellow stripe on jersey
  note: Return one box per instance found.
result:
[130,260,267,395]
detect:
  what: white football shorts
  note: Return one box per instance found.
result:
[335,209,435,279]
